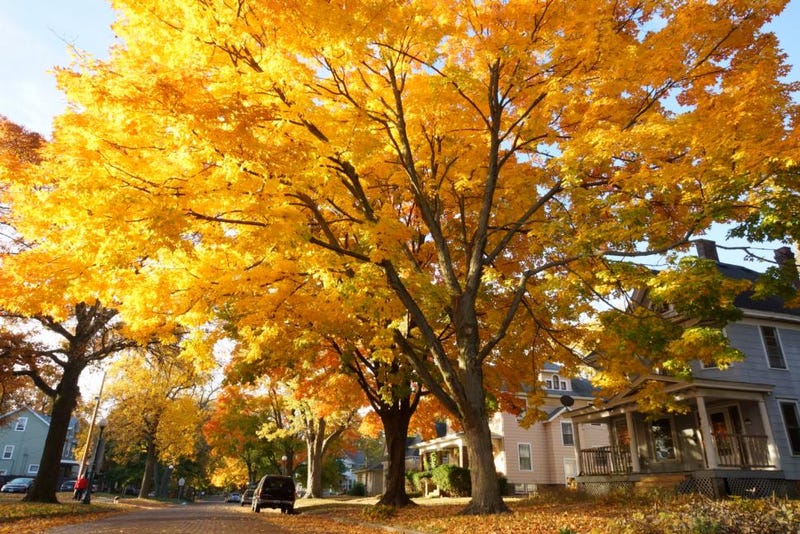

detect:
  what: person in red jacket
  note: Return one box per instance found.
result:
[74,476,88,501]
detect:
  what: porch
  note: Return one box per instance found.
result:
[566,376,787,497]
[579,432,774,476]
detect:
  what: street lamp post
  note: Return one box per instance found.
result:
[82,419,107,504]
[281,455,288,476]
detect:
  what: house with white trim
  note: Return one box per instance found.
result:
[412,366,609,495]
[0,406,80,480]
[567,240,800,497]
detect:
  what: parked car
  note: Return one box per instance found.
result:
[59,479,77,492]
[240,488,254,506]
[251,475,295,514]
[1,477,35,493]
[225,491,241,503]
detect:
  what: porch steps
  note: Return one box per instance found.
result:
[636,474,688,491]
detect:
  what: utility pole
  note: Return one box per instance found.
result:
[77,372,106,479]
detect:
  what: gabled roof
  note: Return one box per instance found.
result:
[0,406,78,430]
[0,406,51,427]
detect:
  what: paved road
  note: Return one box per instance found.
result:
[48,500,291,534]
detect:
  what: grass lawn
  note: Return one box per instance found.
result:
[3,490,799,533]
[288,491,800,534]
[0,491,168,533]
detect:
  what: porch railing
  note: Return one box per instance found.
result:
[580,446,632,475]
[713,433,772,468]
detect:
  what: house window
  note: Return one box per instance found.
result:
[779,401,800,455]
[27,464,39,474]
[553,375,561,390]
[650,418,676,461]
[761,326,787,369]
[561,422,574,446]
[2,445,13,459]
[518,443,532,471]
[14,417,28,431]
[545,379,553,389]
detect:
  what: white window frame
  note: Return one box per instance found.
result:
[2,445,13,459]
[27,464,39,474]
[760,326,787,370]
[561,422,574,446]
[518,443,532,471]
[778,400,800,456]
[14,417,28,431]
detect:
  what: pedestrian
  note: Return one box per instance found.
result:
[74,475,88,500]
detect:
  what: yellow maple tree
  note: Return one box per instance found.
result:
[13,0,798,514]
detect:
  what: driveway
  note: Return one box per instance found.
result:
[48,499,290,534]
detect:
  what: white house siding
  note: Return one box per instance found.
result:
[693,318,800,480]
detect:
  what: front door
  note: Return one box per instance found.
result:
[710,407,743,466]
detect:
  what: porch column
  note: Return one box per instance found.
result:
[625,411,641,473]
[758,399,781,469]
[696,396,719,469]
[573,422,583,475]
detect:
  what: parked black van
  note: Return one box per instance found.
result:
[251,474,295,514]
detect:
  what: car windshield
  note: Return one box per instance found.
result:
[8,478,33,484]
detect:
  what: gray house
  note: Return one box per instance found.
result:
[568,240,800,497]
[0,406,80,479]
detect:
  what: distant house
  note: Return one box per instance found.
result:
[0,406,80,479]
[347,437,422,497]
[567,240,800,497]
[352,457,386,496]
[412,367,609,495]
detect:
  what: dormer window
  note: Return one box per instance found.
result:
[541,370,570,391]
[551,375,569,391]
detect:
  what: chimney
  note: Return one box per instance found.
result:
[695,239,719,261]
[774,246,800,289]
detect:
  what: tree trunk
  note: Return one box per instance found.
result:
[459,391,508,514]
[24,366,82,503]
[138,438,157,499]
[377,402,415,507]
[304,418,325,498]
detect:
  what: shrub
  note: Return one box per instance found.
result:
[497,475,509,496]
[431,464,471,497]
[408,471,432,493]
[348,482,366,496]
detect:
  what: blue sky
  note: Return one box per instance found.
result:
[1,0,798,265]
